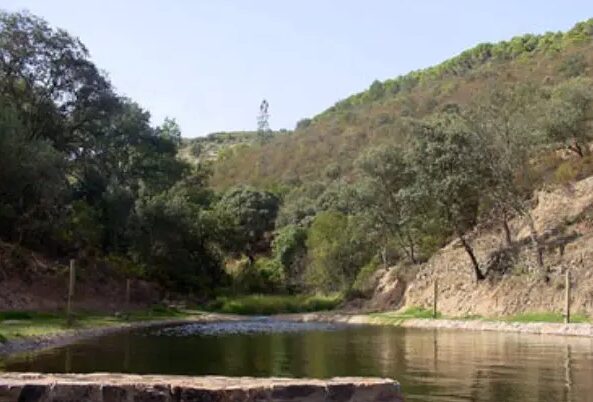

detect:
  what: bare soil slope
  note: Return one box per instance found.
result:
[377,176,593,317]
[0,247,161,311]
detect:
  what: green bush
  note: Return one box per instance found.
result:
[0,311,33,320]
[305,212,374,293]
[208,294,342,315]
[351,258,380,297]
[230,257,285,294]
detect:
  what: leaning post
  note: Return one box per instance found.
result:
[564,270,571,324]
[433,278,438,319]
[126,278,131,307]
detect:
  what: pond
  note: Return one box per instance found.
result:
[2,318,593,402]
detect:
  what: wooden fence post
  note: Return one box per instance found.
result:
[433,278,438,319]
[67,259,76,325]
[565,270,571,324]
[126,278,131,307]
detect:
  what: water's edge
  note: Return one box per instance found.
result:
[3,311,593,359]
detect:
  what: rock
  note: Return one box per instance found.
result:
[0,373,404,402]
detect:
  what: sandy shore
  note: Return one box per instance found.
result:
[279,312,593,337]
[0,313,238,357]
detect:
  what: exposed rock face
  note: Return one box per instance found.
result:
[0,373,403,402]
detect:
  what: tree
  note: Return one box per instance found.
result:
[367,80,385,101]
[466,83,548,277]
[0,99,67,247]
[158,117,182,146]
[295,118,312,130]
[272,224,308,292]
[127,190,226,293]
[0,10,118,156]
[356,145,418,263]
[305,212,373,292]
[412,113,490,281]
[216,186,280,262]
[257,99,272,143]
[544,77,593,157]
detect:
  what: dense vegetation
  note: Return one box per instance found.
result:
[205,17,593,292]
[2,10,593,306]
[0,10,235,296]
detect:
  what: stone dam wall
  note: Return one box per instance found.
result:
[0,373,403,402]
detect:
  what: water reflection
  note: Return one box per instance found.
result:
[3,321,593,402]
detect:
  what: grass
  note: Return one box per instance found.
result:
[0,306,195,343]
[207,294,342,315]
[369,307,441,325]
[368,307,591,326]
[503,311,590,324]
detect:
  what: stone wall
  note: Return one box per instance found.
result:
[0,373,403,402]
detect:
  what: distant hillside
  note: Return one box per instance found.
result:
[179,130,290,166]
[209,18,593,189]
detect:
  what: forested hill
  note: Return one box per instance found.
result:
[209,18,593,189]
[4,9,593,311]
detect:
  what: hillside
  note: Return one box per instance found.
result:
[364,173,593,317]
[179,130,291,166]
[4,9,593,319]
[209,18,593,189]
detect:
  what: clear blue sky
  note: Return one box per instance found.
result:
[3,1,593,137]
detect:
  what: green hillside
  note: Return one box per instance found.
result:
[209,18,593,189]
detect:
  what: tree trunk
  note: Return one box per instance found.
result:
[394,231,414,264]
[406,232,417,264]
[458,232,485,282]
[568,141,584,158]
[381,245,388,269]
[525,213,547,281]
[502,219,512,247]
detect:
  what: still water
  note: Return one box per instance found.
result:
[2,319,593,402]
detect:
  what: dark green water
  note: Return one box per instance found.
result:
[2,319,593,402]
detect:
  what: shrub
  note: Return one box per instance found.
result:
[230,257,285,294]
[0,311,33,320]
[554,162,578,184]
[351,259,380,298]
[272,224,308,291]
[208,294,342,315]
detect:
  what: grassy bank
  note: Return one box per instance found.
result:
[370,307,591,325]
[207,294,342,315]
[0,307,192,344]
